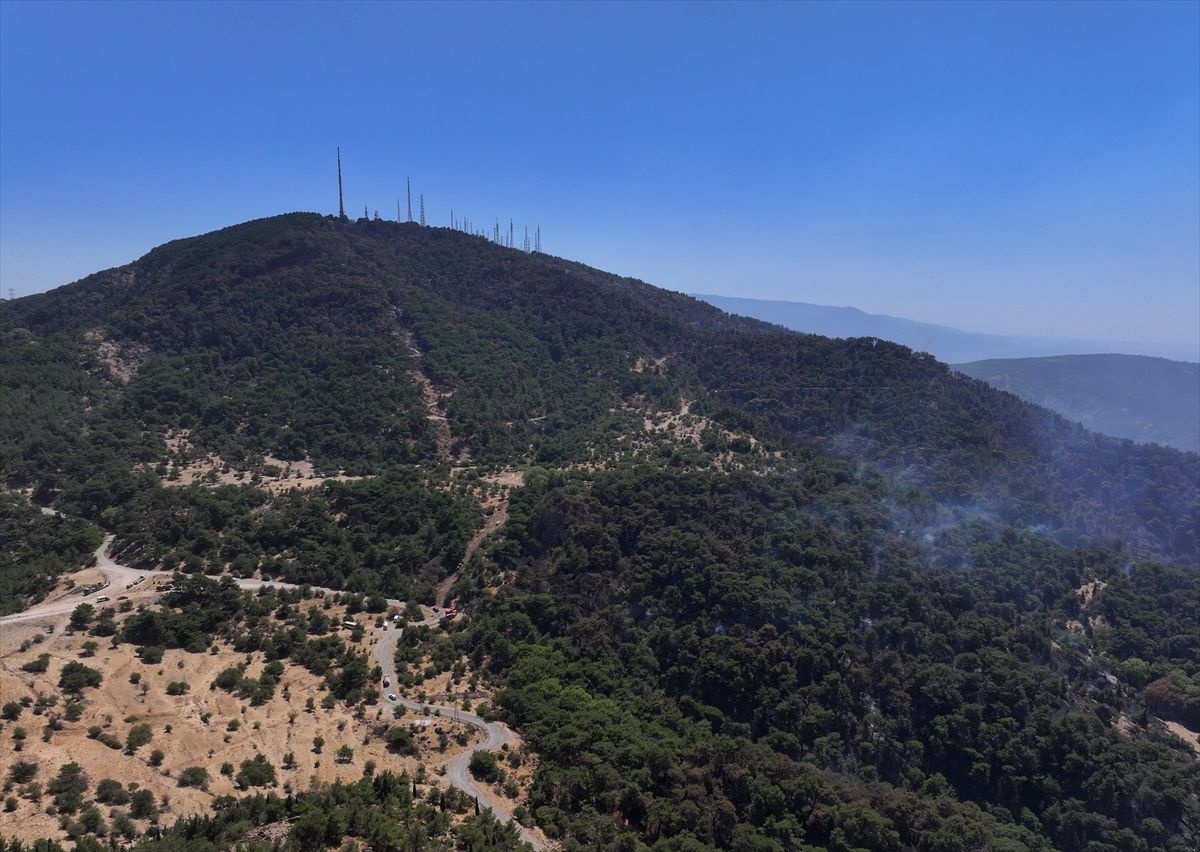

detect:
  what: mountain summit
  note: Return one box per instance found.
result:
[4,213,1194,565]
[2,213,1198,851]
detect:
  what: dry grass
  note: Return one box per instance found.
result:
[0,602,479,844]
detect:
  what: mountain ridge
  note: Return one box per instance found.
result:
[693,292,1200,363]
[956,353,1200,453]
[2,211,1198,851]
[3,212,1195,566]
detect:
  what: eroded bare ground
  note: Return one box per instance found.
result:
[436,469,526,607]
[1162,719,1200,758]
[150,430,366,493]
[84,329,151,384]
[397,329,467,464]
[0,598,485,846]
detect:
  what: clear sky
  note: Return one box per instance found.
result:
[2,1,1197,349]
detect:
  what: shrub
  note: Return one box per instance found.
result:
[177,766,209,789]
[20,654,50,673]
[46,762,87,814]
[235,754,276,788]
[125,723,152,752]
[468,749,501,783]
[129,788,157,819]
[94,778,129,805]
[7,760,37,784]
[58,662,102,693]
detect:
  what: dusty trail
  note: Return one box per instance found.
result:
[399,328,461,463]
[435,468,525,607]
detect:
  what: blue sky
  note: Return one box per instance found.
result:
[2,1,1197,349]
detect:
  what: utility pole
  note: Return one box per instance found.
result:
[337,147,346,220]
[406,177,413,222]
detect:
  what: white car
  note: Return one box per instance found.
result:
[387,693,398,701]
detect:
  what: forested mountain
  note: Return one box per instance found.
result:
[956,354,1200,453]
[2,213,1198,851]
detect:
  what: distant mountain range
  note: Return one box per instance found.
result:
[955,354,1199,453]
[693,294,1199,364]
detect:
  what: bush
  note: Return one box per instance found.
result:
[235,754,277,788]
[2,701,22,721]
[129,788,157,819]
[69,603,94,630]
[177,766,209,789]
[20,653,50,673]
[166,681,189,695]
[468,749,501,783]
[58,661,102,693]
[7,760,37,784]
[385,727,417,755]
[139,646,166,664]
[125,723,152,752]
[94,778,129,805]
[46,762,87,814]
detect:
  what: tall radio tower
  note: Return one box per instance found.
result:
[419,194,426,226]
[406,177,413,222]
[336,147,346,220]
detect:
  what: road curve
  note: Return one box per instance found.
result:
[1,533,546,849]
[0,535,410,627]
[373,624,546,850]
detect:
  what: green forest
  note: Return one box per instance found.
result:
[1,213,1197,850]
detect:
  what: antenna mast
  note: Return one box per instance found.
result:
[337,147,346,219]
[406,177,413,221]
[419,194,426,226]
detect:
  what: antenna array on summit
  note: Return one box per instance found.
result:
[335,149,544,253]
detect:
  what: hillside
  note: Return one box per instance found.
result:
[694,293,1200,363]
[956,354,1200,454]
[1,213,1198,851]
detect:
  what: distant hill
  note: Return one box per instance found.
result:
[955,354,1200,453]
[693,293,1200,364]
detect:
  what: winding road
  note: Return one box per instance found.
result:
[373,626,547,849]
[0,534,548,849]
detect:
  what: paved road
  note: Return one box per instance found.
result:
[0,536,405,625]
[1,532,546,849]
[374,623,546,850]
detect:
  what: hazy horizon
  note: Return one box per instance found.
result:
[2,1,1197,348]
